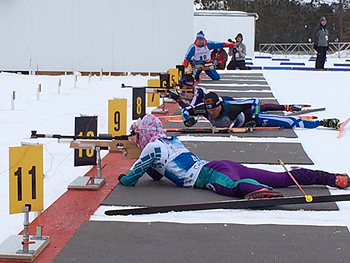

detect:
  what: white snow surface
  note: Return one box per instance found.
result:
[1,55,350,244]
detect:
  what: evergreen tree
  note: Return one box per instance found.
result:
[196,0,349,50]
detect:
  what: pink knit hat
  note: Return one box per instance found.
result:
[137,114,167,149]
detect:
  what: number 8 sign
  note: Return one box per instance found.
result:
[9,144,43,214]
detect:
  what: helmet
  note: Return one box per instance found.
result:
[179,74,195,87]
[203,92,222,109]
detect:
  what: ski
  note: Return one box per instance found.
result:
[104,193,350,216]
[286,107,326,116]
[296,104,311,108]
[337,117,350,139]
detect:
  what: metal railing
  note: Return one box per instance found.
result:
[259,42,350,58]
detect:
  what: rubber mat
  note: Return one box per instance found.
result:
[101,176,337,211]
[53,221,350,263]
[163,121,298,138]
[202,85,271,90]
[200,79,269,85]
[182,141,313,165]
[207,91,274,98]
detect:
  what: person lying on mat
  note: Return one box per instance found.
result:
[172,75,316,128]
[183,91,340,129]
[118,114,349,199]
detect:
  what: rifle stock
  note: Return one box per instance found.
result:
[30,130,141,159]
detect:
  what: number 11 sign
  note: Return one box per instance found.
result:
[9,144,43,214]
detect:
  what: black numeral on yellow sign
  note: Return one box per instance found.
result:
[14,167,22,201]
[114,111,120,131]
[108,99,127,136]
[9,144,43,214]
[14,166,37,201]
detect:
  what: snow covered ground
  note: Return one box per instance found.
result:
[1,55,350,244]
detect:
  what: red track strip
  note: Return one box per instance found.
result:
[1,153,135,263]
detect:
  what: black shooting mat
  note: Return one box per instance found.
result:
[200,79,269,85]
[101,176,337,211]
[202,84,271,90]
[202,72,265,79]
[163,121,298,138]
[182,141,313,165]
[209,90,274,98]
[218,72,265,76]
[53,221,350,263]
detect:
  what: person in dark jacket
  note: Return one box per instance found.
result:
[313,16,329,70]
[227,33,247,70]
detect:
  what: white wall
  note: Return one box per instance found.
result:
[194,11,257,58]
[0,0,193,72]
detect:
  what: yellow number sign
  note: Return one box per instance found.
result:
[108,98,127,136]
[9,144,43,214]
[147,79,160,107]
[168,68,179,87]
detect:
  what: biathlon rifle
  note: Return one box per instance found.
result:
[185,63,214,74]
[121,83,178,98]
[30,130,141,159]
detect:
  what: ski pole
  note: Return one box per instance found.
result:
[278,159,313,203]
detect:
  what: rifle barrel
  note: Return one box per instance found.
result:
[30,130,129,140]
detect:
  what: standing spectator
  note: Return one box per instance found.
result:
[183,31,234,81]
[313,16,329,71]
[211,48,228,70]
[227,33,247,70]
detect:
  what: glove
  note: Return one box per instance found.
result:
[169,92,179,102]
[118,174,126,181]
[183,59,189,68]
[184,117,196,127]
[224,42,235,48]
[228,38,234,43]
[244,120,257,131]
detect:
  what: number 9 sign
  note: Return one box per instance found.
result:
[108,98,127,136]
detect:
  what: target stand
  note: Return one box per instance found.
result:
[0,206,49,262]
[68,143,106,190]
[68,139,141,190]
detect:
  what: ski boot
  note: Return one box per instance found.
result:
[335,173,350,189]
[320,118,340,129]
[244,188,283,199]
[285,104,303,112]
